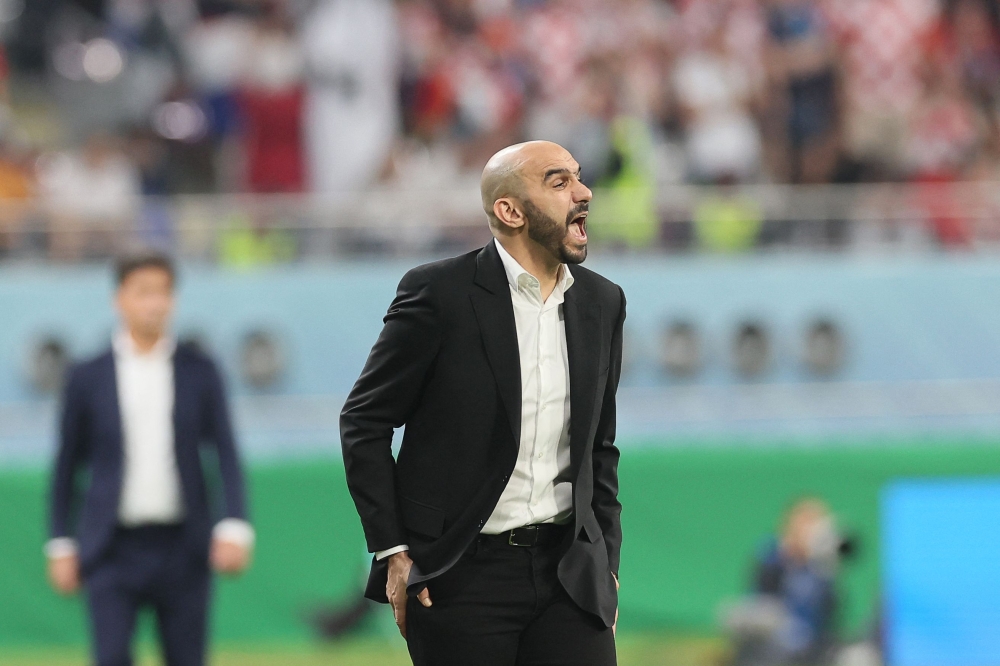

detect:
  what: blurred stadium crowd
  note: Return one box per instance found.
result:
[0,0,999,259]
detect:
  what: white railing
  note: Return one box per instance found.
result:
[2,182,999,261]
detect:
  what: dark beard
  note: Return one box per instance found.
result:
[521,198,588,265]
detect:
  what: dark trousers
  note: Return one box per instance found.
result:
[84,525,211,666]
[405,534,616,666]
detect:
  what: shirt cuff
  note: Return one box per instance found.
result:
[213,519,256,548]
[44,537,78,559]
[375,545,409,560]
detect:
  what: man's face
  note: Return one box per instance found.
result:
[519,147,593,265]
[116,267,174,340]
[783,501,830,563]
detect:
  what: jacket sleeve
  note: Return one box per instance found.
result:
[49,366,88,539]
[340,266,442,553]
[592,286,626,576]
[205,361,249,521]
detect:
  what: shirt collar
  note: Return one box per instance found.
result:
[113,330,176,360]
[493,238,574,296]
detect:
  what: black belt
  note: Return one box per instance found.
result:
[481,523,569,548]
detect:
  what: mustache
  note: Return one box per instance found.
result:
[566,202,589,224]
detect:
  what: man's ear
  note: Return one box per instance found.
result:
[493,197,525,231]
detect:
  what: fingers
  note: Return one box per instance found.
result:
[211,540,251,575]
[48,556,80,595]
[393,588,431,638]
[392,595,407,639]
[386,552,417,638]
[49,573,72,594]
[612,573,619,636]
[390,588,431,639]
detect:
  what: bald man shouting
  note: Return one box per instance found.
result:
[341,141,625,665]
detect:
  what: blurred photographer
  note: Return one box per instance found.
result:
[725,498,853,666]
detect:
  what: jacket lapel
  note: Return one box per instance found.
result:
[563,283,602,477]
[98,351,124,460]
[470,242,522,447]
[171,346,192,445]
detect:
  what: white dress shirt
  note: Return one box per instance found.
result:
[45,332,253,559]
[483,239,574,532]
[114,331,185,526]
[375,239,574,560]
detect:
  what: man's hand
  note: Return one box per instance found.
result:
[48,554,80,595]
[210,538,252,576]
[387,551,431,638]
[612,572,619,636]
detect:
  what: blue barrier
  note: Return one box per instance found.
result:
[3,253,1000,459]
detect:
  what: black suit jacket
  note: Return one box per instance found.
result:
[341,241,625,626]
[49,343,249,572]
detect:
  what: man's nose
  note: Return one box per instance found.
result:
[574,180,593,203]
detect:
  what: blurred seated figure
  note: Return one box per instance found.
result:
[823,0,935,180]
[725,498,849,666]
[303,0,399,194]
[236,2,306,194]
[673,11,763,184]
[588,117,659,250]
[217,210,297,267]
[36,134,141,261]
[762,0,840,184]
[0,135,35,259]
[692,182,764,252]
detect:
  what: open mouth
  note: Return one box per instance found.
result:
[568,212,588,243]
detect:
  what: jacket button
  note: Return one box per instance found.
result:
[478,519,485,527]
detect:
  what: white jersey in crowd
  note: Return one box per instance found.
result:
[303,0,400,194]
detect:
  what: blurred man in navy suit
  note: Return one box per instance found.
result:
[46,252,253,666]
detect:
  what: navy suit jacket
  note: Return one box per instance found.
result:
[49,342,249,572]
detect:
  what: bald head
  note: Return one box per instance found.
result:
[480,140,592,265]
[481,141,573,228]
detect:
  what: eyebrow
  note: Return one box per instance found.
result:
[543,166,583,182]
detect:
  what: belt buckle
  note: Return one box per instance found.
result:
[508,525,538,547]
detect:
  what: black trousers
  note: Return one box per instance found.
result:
[405,534,616,666]
[84,525,211,666]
